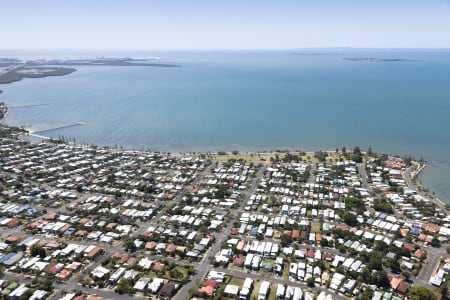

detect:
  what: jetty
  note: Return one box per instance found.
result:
[27,133,51,140]
[30,122,87,134]
[8,103,48,108]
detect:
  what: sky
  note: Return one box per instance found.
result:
[2,0,450,50]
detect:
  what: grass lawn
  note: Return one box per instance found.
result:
[325,152,345,162]
[228,263,245,272]
[268,283,278,300]
[229,276,245,287]
[251,281,261,299]
[211,153,272,163]
[310,222,321,233]
[300,155,318,163]
[168,265,189,281]
[249,281,276,299]
[282,266,290,280]
[210,151,351,164]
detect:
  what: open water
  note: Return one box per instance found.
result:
[1,49,450,202]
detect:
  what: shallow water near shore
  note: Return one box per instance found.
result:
[1,49,450,202]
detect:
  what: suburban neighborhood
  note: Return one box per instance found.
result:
[0,133,448,300]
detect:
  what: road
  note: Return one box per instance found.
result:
[212,267,348,300]
[2,154,448,299]
[308,163,316,185]
[357,163,371,193]
[415,248,442,287]
[3,272,145,300]
[403,162,449,215]
[173,166,265,300]
[133,164,214,237]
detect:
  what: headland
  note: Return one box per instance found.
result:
[0,56,180,84]
[344,57,417,62]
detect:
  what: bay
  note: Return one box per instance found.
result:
[1,49,450,202]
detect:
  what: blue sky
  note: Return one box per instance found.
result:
[2,0,450,49]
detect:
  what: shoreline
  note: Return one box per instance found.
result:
[411,161,448,209]
[0,67,76,84]
[0,102,8,124]
[0,106,447,206]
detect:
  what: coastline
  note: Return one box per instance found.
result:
[0,100,447,207]
[0,67,76,84]
[0,102,8,124]
[410,161,448,209]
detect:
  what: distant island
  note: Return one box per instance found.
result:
[0,67,76,84]
[36,57,180,67]
[0,56,180,84]
[344,57,418,62]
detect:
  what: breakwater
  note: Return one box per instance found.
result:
[31,122,86,134]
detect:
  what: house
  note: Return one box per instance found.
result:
[7,218,20,227]
[203,279,220,289]
[403,243,415,252]
[343,279,356,293]
[166,243,177,253]
[276,284,285,299]
[148,277,164,294]
[133,277,150,292]
[430,269,445,286]
[9,284,29,299]
[207,271,225,282]
[390,276,403,290]
[91,266,110,279]
[86,246,103,260]
[258,281,270,300]
[145,241,157,250]
[153,262,165,272]
[109,267,126,285]
[224,284,240,297]
[238,277,253,300]
[414,249,425,260]
[233,257,244,267]
[397,282,409,295]
[56,269,72,280]
[160,283,176,298]
[2,251,23,266]
[138,257,153,269]
[198,286,215,297]
[244,253,254,268]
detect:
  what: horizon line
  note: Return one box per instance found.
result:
[2,47,450,51]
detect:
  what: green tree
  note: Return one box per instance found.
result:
[30,243,46,258]
[408,286,436,300]
[372,270,390,288]
[368,256,383,270]
[430,236,441,248]
[342,211,358,226]
[439,279,449,299]
[123,239,137,252]
[116,277,134,295]
[361,287,374,300]
[306,277,315,287]
[280,234,292,247]
[374,199,393,213]
[345,196,365,213]
[351,147,363,163]
[389,259,401,274]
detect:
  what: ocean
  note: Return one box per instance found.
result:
[1,49,450,202]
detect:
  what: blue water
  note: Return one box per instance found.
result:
[1,49,450,202]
